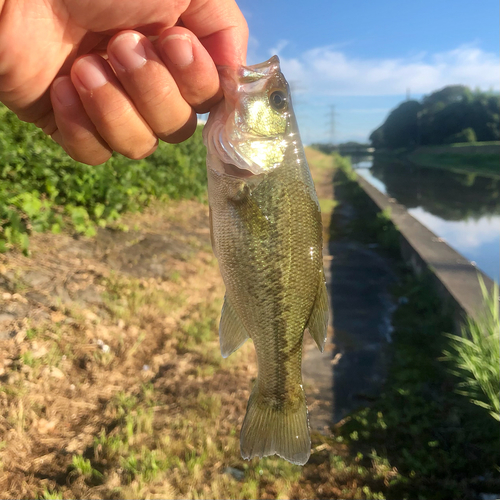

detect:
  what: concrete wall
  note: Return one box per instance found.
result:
[355,175,496,329]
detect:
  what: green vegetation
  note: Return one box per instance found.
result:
[331,153,401,259]
[442,279,500,421]
[332,158,500,498]
[406,147,500,177]
[0,103,207,254]
[370,85,500,148]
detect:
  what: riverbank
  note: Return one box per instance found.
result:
[375,142,500,178]
[331,155,500,498]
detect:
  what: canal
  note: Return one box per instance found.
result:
[352,155,500,283]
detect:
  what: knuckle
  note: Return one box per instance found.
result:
[121,137,158,160]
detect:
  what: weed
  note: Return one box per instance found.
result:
[70,455,103,481]
[25,328,38,340]
[0,103,207,253]
[39,488,63,500]
[21,351,37,367]
[442,278,500,420]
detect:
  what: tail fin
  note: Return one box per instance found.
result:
[240,385,311,465]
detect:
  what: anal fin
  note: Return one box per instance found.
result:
[305,277,329,352]
[219,296,249,358]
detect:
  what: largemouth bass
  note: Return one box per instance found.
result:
[203,56,329,465]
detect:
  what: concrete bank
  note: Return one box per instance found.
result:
[356,174,496,326]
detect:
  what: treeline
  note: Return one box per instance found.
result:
[310,141,370,155]
[370,85,500,149]
[0,104,207,253]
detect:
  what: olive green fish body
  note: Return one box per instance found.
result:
[204,56,328,465]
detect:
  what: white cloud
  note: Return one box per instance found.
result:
[277,44,499,96]
[269,40,289,57]
[408,207,500,250]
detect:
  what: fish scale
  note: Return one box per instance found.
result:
[204,56,329,465]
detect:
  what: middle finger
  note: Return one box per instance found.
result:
[107,31,197,144]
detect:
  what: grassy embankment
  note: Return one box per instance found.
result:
[331,154,500,499]
[375,141,500,178]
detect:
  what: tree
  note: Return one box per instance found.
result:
[369,86,500,149]
[380,100,422,149]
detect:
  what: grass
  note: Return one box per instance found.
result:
[408,151,500,177]
[373,142,500,177]
[331,157,500,498]
[70,455,103,481]
[442,278,500,421]
[3,147,497,499]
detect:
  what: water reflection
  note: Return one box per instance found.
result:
[370,158,500,221]
[354,156,500,282]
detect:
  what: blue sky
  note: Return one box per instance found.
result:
[236,0,500,144]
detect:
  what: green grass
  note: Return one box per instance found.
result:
[409,151,499,177]
[442,278,500,421]
[449,141,500,148]
[39,489,64,500]
[331,157,401,259]
[318,197,338,214]
[70,455,103,481]
[330,154,500,498]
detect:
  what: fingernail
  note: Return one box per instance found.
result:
[53,77,78,107]
[162,34,194,68]
[74,57,108,91]
[109,32,147,70]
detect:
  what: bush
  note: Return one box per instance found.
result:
[444,127,477,144]
[0,104,207,253]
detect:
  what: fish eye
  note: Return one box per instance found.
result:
[269,90,287,111]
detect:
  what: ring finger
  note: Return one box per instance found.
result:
[107,30,199,144]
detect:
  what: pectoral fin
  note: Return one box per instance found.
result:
[305,277,329,352]
[219,296,249,358]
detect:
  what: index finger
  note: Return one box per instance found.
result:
[181,0,248,67]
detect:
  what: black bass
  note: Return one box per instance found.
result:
[203,56,328,465]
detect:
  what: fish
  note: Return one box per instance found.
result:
[203,55,329,465]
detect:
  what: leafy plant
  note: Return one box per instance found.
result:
[0,103,207,253]
[442,278,500,421]
[70,455,103,480]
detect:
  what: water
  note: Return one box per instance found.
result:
[352,156,500,282]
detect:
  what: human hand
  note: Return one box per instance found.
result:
[0,0,248,165]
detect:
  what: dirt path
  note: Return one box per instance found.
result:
[0,150,397,500]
